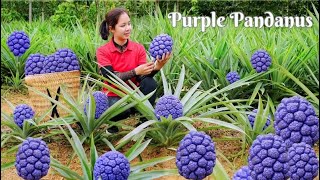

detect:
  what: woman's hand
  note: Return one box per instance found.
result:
[134,62,155,75]
[154,52,171,71]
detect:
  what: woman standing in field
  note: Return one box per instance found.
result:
[96,8,171,132]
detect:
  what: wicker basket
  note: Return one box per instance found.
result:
[25,70,81,120]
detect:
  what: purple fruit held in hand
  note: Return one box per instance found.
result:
[149,34,173,60]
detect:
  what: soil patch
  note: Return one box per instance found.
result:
[1,90,319,180]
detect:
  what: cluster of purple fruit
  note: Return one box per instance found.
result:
[233,96,319,180]
[24,48,80,76]
[6,31,80,76]
[225,49,272,85]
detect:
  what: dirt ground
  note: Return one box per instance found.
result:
[1,89,319,180]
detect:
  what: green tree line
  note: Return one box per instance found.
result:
[1,0,318,27]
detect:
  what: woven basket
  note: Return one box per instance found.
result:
[25,70,80,120]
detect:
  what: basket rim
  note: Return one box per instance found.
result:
[25,70,80,79]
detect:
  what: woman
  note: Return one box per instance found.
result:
[96,8,171,132]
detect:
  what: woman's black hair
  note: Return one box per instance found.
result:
[99,8,129,40]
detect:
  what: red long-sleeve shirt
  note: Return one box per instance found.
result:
[96,38,147,97]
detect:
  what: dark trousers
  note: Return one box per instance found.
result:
[109,77,157,122]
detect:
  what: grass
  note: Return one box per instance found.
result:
[1,12,318,100]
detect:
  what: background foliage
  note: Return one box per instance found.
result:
[1,0,319,27]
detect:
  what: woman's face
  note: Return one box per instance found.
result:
[110,13,131,42]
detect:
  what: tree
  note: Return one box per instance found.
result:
[29,0,32,23]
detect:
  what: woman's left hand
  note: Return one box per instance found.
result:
[153,52,172,71]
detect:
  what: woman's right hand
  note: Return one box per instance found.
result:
[134,62,155,75]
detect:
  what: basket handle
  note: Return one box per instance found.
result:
[46,87,61,118]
